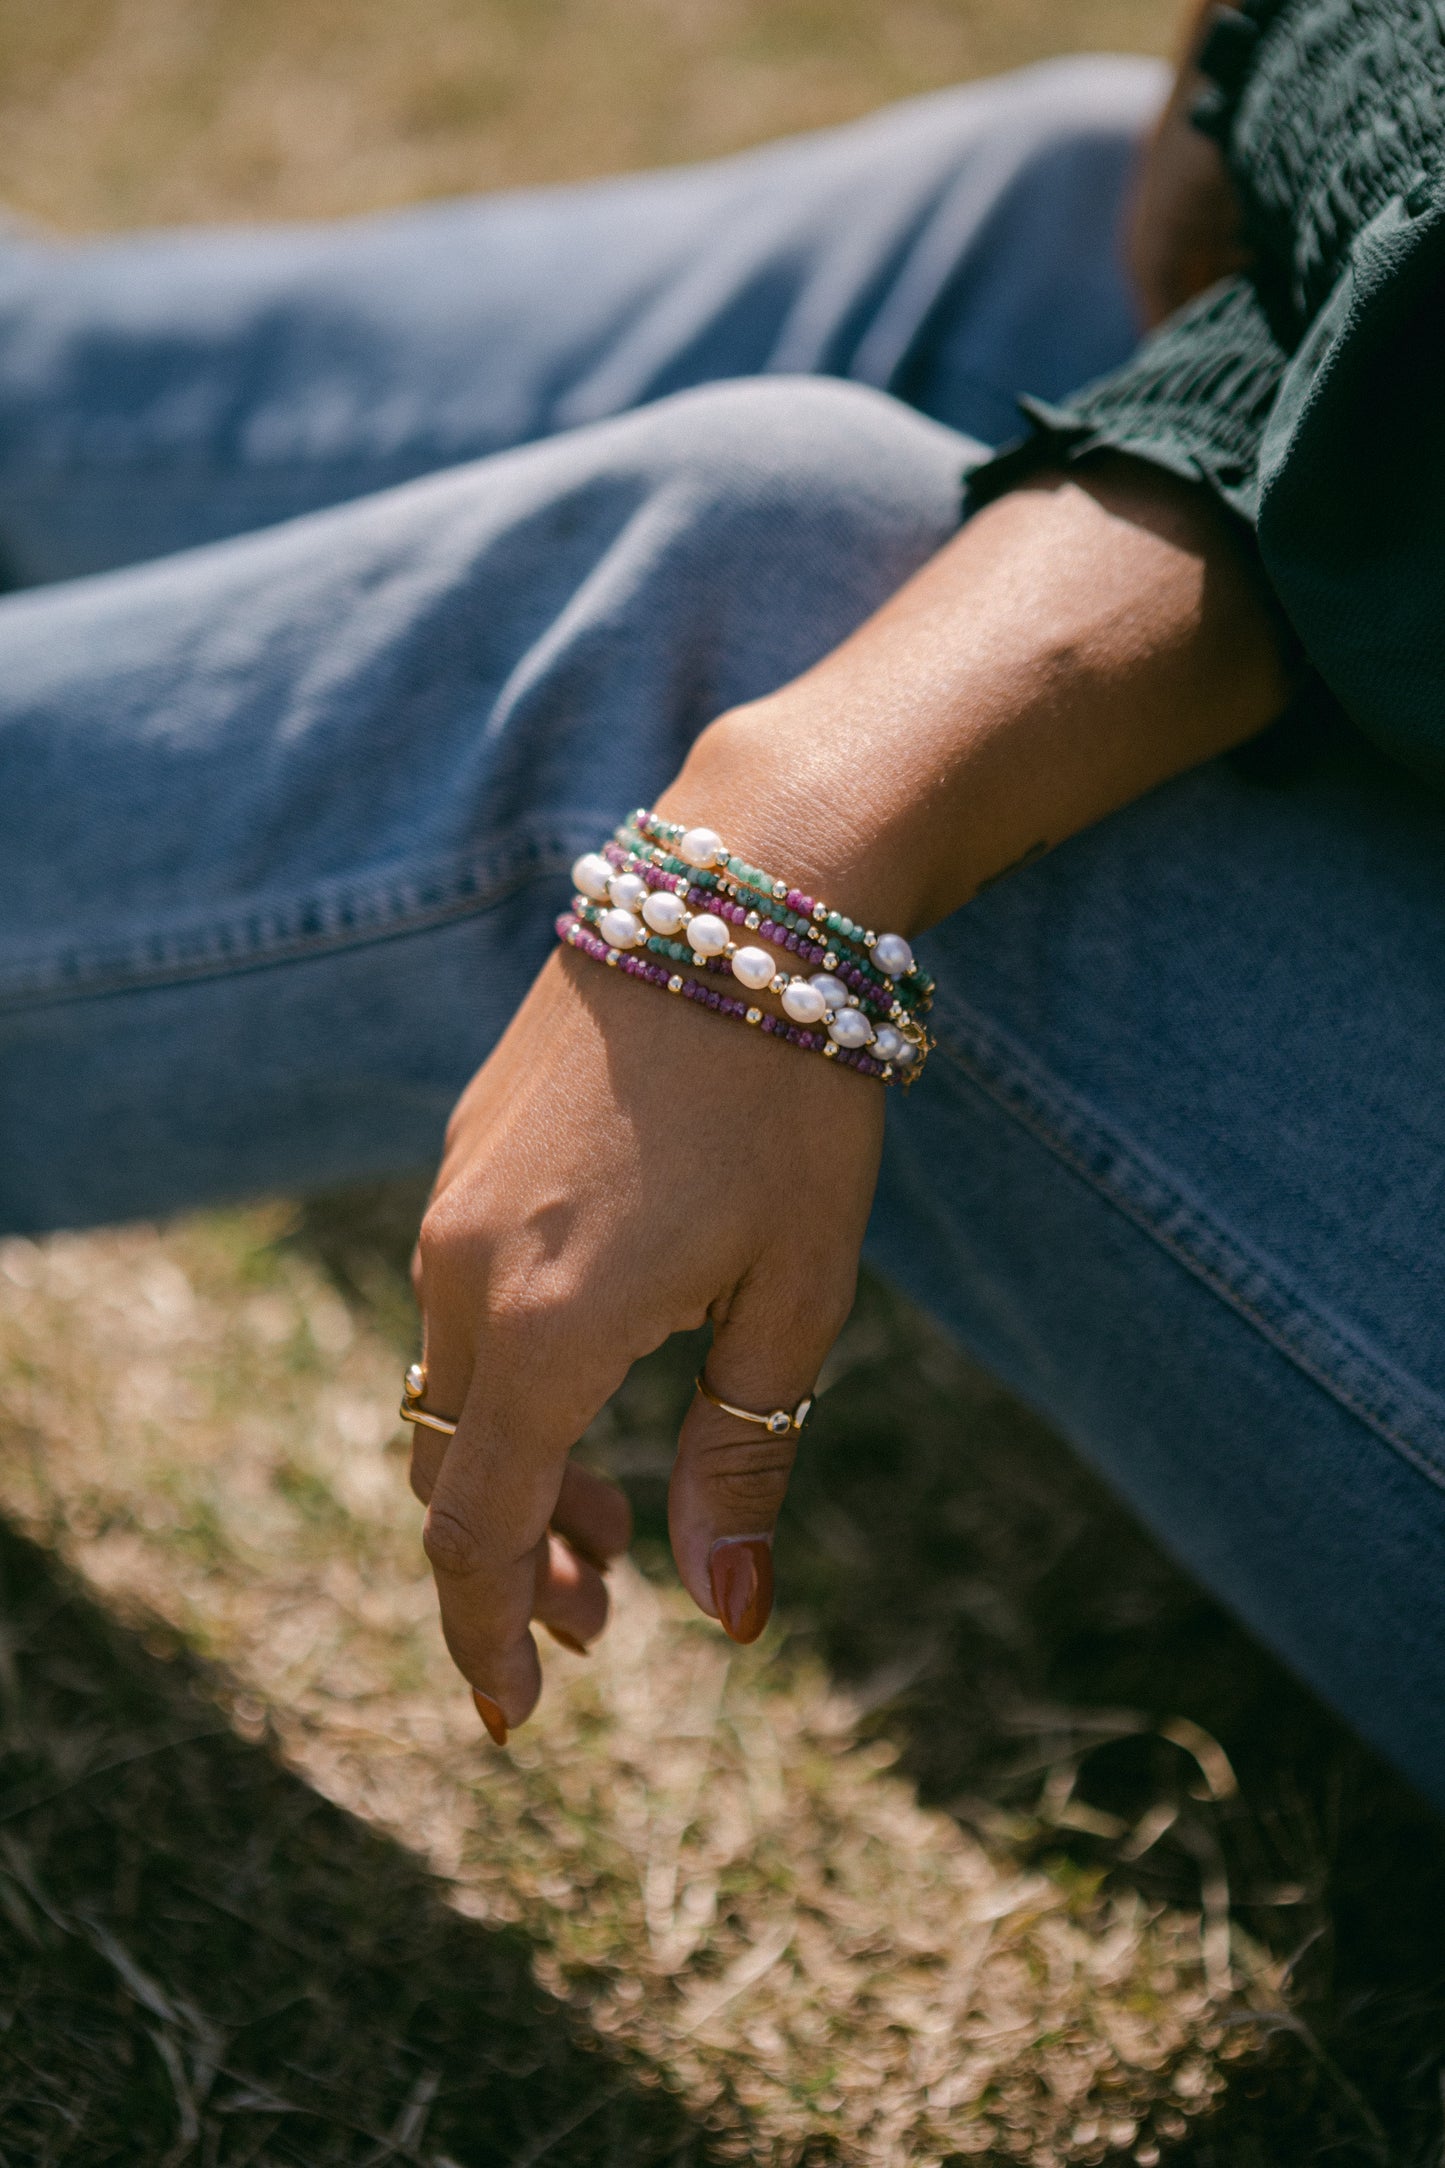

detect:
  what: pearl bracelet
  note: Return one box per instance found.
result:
[562,810,934,1085]
[557,913,901,1080]
[608,837,921,1023]
[616,816,932,1014]
[589,852,901,1023]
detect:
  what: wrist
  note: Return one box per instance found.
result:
[655,700,939,940]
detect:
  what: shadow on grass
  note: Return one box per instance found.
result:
[296,1180,1445,2164]
[0,1519,716,2168]
[11,1179,1444,2168]
[581,1264,1445,2168]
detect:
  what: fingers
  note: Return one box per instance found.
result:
[535,1529,610,1653]
[552,1460,633,1567]
[419,1311,632,1729]
[668,1256,854,1644]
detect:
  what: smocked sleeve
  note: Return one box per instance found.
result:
[965,272,1289,526]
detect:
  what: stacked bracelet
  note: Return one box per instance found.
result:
[560,809,934,1087]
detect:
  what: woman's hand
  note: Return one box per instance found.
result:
[408,454,1290,1740]
[409,938,882,1739]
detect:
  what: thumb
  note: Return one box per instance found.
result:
[668,1262,850,1643]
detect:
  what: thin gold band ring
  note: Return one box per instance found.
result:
[694,1373,814,1437]
[400,1359,458,1438]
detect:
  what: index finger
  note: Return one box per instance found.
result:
[421,1341,626,1729]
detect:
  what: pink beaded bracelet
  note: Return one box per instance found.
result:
[556,913,898,1081]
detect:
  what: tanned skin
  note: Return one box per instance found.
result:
[406,7,1287,1737]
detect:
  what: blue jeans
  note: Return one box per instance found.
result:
[5,55,1445,1809]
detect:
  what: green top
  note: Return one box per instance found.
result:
[971,0,1445,783]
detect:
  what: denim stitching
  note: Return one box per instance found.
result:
[931,987,1445,1496]
[0,816,600,1015]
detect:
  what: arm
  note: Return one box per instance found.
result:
[411,458,1292,1738]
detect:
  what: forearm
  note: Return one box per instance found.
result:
[658,459,1292,934]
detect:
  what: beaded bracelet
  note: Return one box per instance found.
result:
[607,836,916,1022]
[616,817,932,1016]
[569,863,925,1069]
[557,913,900,1080]
[586,854,899,1023]
[562,810,933,1086]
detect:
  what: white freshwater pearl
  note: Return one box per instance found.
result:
[598,907,643,949]
[828,1006,873,1049]
[872,932,914,979]
[607,870,648,912]
[641,888,687,936]
[686,911,730,956]
[809,973,850,1012]
[678,825,725,869]
[571,851,613,902]
[893,1038,919,1067]
[871,1023,904,1062]
[730,945,775,991]
[781,978,829,1025]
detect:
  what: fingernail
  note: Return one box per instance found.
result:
[708,1537,774,1644]
[472,1689,509,1746]
[544,1625,591,1656]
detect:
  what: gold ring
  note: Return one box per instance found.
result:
[695,1373,814,1437]
[400,1359,458,1439]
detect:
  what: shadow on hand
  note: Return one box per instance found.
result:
[0,1519,715,2168]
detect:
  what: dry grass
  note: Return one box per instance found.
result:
[0,1215,1267,2165]
[2,2,1445,2164]
[0,0,1176,231]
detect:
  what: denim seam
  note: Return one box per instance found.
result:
[931,988,1445,1496]
[0,814,602,1015]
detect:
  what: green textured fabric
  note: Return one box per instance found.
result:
[969,0,1445,780]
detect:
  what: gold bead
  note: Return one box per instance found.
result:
[745,1007,762,1025]
[823,1042,839,1059]
[668,975,684,993]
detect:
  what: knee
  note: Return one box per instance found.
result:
[613,376,971,628]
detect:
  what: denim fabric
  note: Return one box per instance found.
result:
[5,55,1445,1805]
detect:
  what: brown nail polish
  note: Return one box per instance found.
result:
[544,1625,591,1656]
[472,1689,509,1746]
[709,1538,774,1644]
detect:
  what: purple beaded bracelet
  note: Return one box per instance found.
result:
[597,846,902,1022]
[556,914,896,1082]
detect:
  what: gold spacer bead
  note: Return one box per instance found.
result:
[823,1042,839,1059]
[744,910,760,930]
[606,950,620,966]
[772,880,788,899]
[823,951,838,970]
[812,902,828,922]
[745,1007,762,1025]
[864,930,877,947]
[668,975,684,993]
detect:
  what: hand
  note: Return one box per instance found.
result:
[409,938,883,1738]
[1127,9,1250,326]
[407,447,1290,1741]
